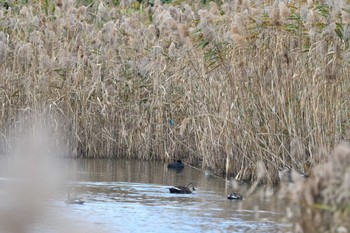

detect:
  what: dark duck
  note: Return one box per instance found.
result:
[167,160,185,170]
[227,192,243,200]
[169,183,195,194]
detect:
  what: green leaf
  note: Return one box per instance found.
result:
[335,23,344,40]
[315,4,330,19]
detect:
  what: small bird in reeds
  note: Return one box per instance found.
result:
[227,192,243,200]
[169,183,195,194]
[167,160,185,170]
[65,192,85,205]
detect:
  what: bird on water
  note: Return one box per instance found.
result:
[65,192,85,205]
[167,160,185,170]
[169,183,195,194]
[227,192,243,200]
[278,168,308,183]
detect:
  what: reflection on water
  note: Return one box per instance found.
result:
[0,159,291,233]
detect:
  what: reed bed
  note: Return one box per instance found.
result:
[0,0,349,183]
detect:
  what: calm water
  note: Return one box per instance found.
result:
[0,159,291,233]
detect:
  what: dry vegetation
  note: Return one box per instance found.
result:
[286,142,350,233]
[0,0,349,183]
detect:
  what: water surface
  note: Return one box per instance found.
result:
[0,159,291,233]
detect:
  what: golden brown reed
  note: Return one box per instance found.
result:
[0,1,349,184]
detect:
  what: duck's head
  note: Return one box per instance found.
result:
[176,160,183,164]
[187,183,195,191]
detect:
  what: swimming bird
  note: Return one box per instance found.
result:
[278,168,308,183]
[169,183,195,194]
[65,192,85,205]
[167,160,185,170]
[227,192,243,200]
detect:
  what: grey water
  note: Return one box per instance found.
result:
[0,159,291,233]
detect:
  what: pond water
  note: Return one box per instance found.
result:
[0,159,291,233]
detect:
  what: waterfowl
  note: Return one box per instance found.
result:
[227,192,243,200]
[167,160,185,170]
[169,183,195,194]
[278,168,308,183]
[65,192,84,205]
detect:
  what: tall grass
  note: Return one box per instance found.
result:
[0,0,349,182]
